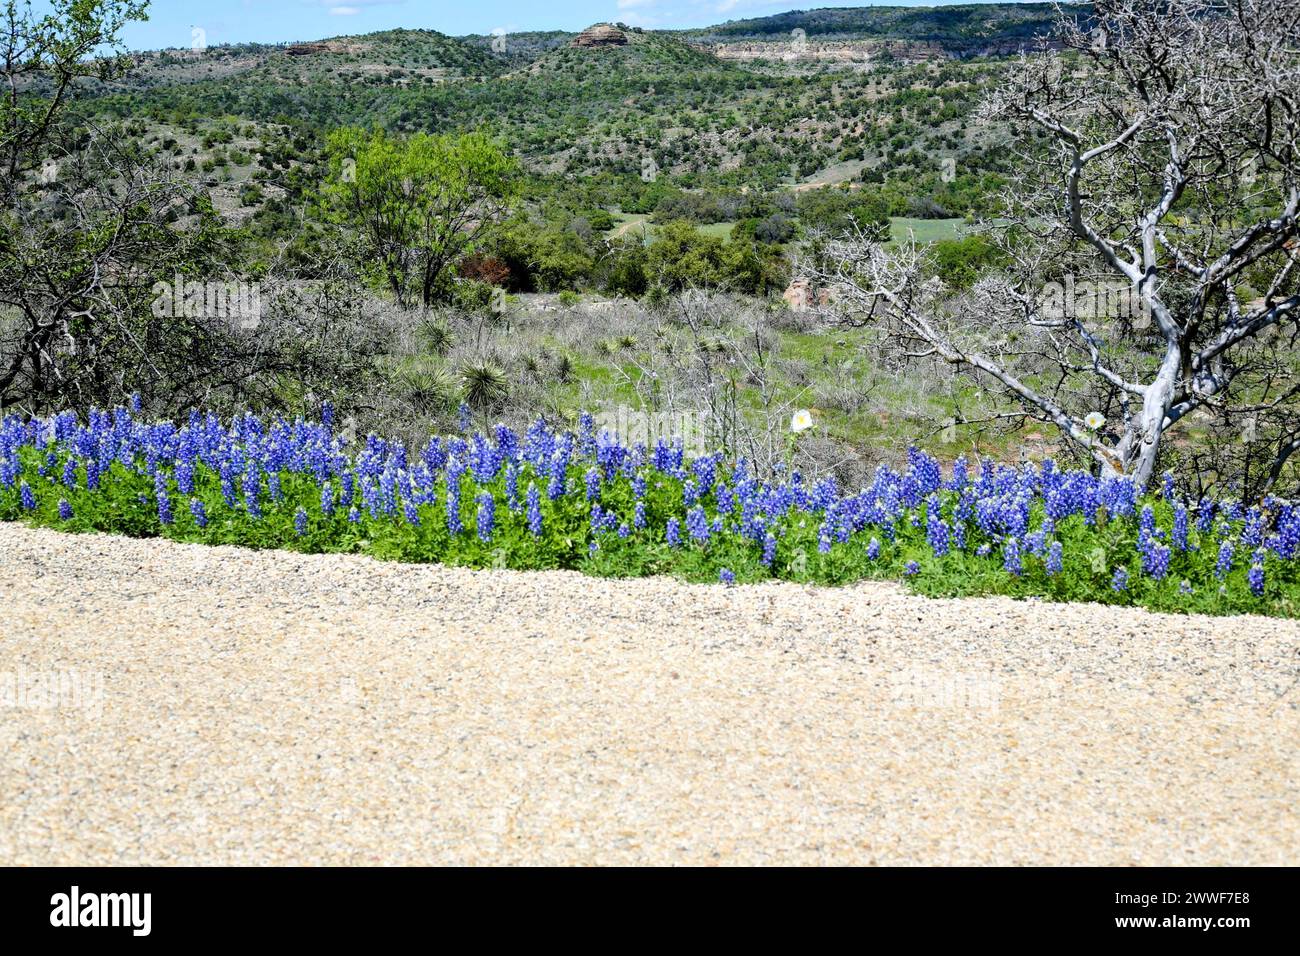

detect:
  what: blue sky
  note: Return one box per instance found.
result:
[97,1,1017,50]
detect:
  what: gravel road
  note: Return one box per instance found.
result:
[1,522,1297,865]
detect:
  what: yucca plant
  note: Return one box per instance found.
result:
[415,318,454,356]
[397,363,462,414]
[459,359,510,413]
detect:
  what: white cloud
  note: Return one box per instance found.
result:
[303,0,407,14]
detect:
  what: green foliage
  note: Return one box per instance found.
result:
[641,220,785,295]
[795,187,891,238]
[928,234,1006,290]
[323,127,519,307]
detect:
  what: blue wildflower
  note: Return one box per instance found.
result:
[1142,541,1171,580]
[685,505,709,544]
[476,492,495,543]
[526,483,543,537]
[1248,559,1265,596]
[1046,540,1063,575]
[1216,541,1233,579]
[155,472,173,525]
[666,518,681,548]
[1003,537,1022,576]
[927,509,949,558]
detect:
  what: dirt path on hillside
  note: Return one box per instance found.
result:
[1,524,1296,865]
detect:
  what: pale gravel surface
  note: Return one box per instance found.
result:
[1,522,1297,866]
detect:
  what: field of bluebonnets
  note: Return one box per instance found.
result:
[2,400,1298,618]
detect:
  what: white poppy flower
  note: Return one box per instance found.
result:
[790,409,814,433]
[1085,411,1106,430]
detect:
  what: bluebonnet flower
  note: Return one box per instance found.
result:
[242,469,261,520]
[190,498,208,528]
[1273,509,1300,559]
[1179,580,1194,596]
[1111,567,1129,592]
[476,493,495,543]
[1142,540,1171,580]
[1138,506,1157,547]
[445,459,465,534]
[1216,541,1234,579]
[585,467,601,502]
[666,518,681,548]
[403,500,420,527]
[1248,559,1265,597]
[58,499,72,521]
[633,500,647,530]
[685,505,709,544]
[155,472,173,525]
[762,532,777,566]
[1046,540,1063,575]
[347,507,361,524]
[526,483,543,537]
[682,478,700,508]
[867,537,880,561]
[19,481,35,510]
[1242,508,1265,547]
[927,509,950,558]
[294,507,309,537]
[457,402,472,433]
[719,568,735,585]
[1003,537,1022,576]
[1195,499,1215,533]
[1172,506,1189,551]
[904,560,920,576]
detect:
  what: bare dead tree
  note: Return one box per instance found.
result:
[0,122,393,416]
[0,0,146,206]
[806,0,1300,492]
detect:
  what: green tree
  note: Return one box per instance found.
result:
[644,221,727,293]
[325,128,519,309]
[1,0,148,204]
